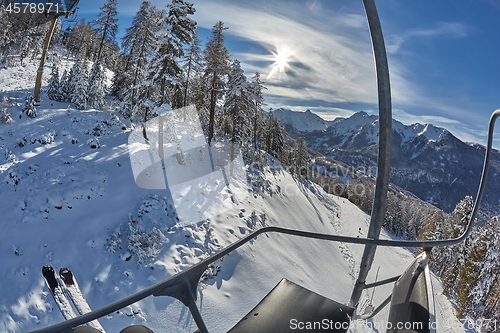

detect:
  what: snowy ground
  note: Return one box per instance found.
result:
[0,62,468,332]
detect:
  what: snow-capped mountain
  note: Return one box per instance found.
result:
[273,108,332,135]
[276,109,500,215]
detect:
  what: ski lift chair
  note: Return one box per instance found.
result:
[30,0,498,332]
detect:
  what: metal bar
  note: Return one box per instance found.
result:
[34,16,59,102]
[32,106,500,332]
[350,0,392,308]
[364,275,400,289]
[187,279,209,333]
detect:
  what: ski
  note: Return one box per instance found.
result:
[59,267,106,333]
[42,265,78,321]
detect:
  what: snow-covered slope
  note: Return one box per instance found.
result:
[0,65,466,333]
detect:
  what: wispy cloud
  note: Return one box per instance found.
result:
[393,108,485,144]
[194,1,381,106]
[386,22,469,54]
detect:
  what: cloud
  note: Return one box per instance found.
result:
[392,108,486,144]
[386,22,468,54]
[194,1,382,106]
[193,1,483,138]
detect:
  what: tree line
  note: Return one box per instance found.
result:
[420,196,500,326]
[107,0,307,170]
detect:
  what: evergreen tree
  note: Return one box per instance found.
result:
[295,132,309,178]
[419,210,442,241]
[0,7,10,56]
[0,95,13,124]
[181,35,203,108]
[131,83,158,140]
[111,54,132,101]
[115,1,163,114]
[87,61,107,109]
[472,217,500,319]
[204,21,231,145]
[22,93,36,118]
[223,60,252,146]
[249,72,266,150]
[66,19,99,60]
[456,226,481,317]
[441,196,473,296]
[69,59,89,110]
[0,10,53,64]
[146,0,197,107]
[47,64,61,101]
[93,0,119,63]
[59,69,70,102]
[264,111,285,159]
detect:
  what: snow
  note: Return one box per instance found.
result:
[417,123,445,142]
[276,109,452,150]
[273,108,331,133]
[62,270,105,332]
[0,62,469,333]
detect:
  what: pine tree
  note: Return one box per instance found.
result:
[264,111,285,159]
[441,196,473,297]
[87,61,107,109]
[0,95,13,124]
[47,64,61,101]
[0,7,10,56]
[111,54,132,101]
[456,226,481,317]
[204,21,231,145]
[66,19,99,60]
[181,35,203,108]
[249,72,266,150]
[69,59,89,110]
[472,217,500,320]
[295,132,309,178]
[59,69,70,102]
[115,1,163,115]
[223,60,252,146]
[130,82,156,132]
[22,93,36,118]
[147,0,197,107]
[93,0,119,63]
[0,11,52,65]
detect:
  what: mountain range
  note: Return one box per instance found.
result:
[274,108,500,216]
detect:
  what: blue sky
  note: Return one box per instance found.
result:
[74,0,500,146]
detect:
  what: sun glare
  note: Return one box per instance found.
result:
[267,48,292,80]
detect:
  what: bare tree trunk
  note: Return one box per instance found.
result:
[208,74,217,146]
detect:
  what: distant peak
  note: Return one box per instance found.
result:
[272,108,330,133]
[347,111,376,120]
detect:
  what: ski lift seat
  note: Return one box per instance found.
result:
[225,278,354,333]
[387,252,434,333]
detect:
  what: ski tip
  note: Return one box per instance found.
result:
[42,265,58,292]
[60,267,71,275]
[42,264,55,276]
[59,267,75,285]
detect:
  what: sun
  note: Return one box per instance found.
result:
[267,47,292,80]
[274,51,290,73]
